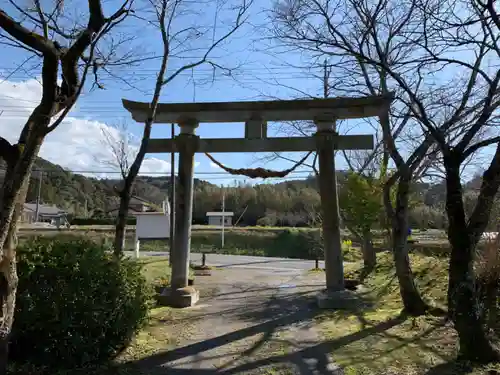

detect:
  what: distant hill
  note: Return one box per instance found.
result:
[0,157,213,218]
[0,157,497,229]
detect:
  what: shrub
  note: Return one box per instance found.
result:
[11,238,151,368]
[302,230,324,259]
[70,217,136,226]
[274,229,320,259]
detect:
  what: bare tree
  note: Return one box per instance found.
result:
[99,122,135,180]
[98,122,138,226]
[270,2,437,315]
[112,0,253,256]
[0,0,134,370]
[272,0,500,362]
[477,0,500,29]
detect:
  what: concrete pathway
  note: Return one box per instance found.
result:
[132,267,344,374]
[126,252,329,271]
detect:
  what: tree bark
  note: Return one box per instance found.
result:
[482,279,499,331]
[360,229,376,277]
[344,220,377,278]
[0,208,19,373]
[113,180,133,256]
[113,189,132,257]
[390,177,428,316]
[445,158,500,363]
[113,147,149,257]
[0,139,40,373]
[490,281,500,332]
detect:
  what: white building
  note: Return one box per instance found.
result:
[133,199,170,258]
[206,212,234,227]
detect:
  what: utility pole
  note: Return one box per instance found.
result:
[323,59,329,99]
[169,123,176,265]
[221,188,225,248]
[34,170,42,222]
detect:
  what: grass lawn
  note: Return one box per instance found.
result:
[314,253,500,375]
[136,257,172,284]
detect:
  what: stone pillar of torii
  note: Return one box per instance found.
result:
[122,94,394,308]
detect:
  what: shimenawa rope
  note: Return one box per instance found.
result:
[204,151,312,179]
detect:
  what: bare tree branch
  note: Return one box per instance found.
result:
[162,0,252,85]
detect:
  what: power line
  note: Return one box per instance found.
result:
[0,167,316,179]
[7,169,313,176]
[0,45,483,73]
[0,76,329,87]
[4,59,491,82]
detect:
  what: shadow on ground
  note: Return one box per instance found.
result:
[124,318,409,374]
[10,284,487,375]
[117,286,411,375]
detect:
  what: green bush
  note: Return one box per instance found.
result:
[302,230,324,259]
[274,229,318,259]
[70,217,136,226]
[11,238,151,368]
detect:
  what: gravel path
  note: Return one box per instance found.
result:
[133,268,343,374]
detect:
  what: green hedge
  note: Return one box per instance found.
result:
[191,228,326,259]
[70,217,136,226]
[11,238,151,368]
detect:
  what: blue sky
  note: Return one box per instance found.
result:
[0,0,381,186]
[0,0,492,187]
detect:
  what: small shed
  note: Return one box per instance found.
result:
[133,200,170,258]
[206,212,234,227]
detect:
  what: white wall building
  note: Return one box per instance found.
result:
[133,199,170,258]
[206,212,234,227]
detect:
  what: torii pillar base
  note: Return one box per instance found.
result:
[316,289,364,310]
[157,286,200,308]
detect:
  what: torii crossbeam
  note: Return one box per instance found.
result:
[122,94,394,308]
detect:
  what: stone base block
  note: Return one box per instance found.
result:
[316,289,364,310]
[156,286,200,308]
[193,269,212,276]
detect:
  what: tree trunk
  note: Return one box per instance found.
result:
[447,241,499,362]
[491,281,500,332]
[391,178,428,316]
[445,160,500,363]
[114,190,132,257]
[0,216,19,373]
[0,144,39,373]
[360,229,376,277]
[112,39,168,257]
[483,279,499,331]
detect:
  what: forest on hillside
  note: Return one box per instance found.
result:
[10,157,497,230]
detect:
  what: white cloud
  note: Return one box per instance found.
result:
[210,161,221,169]
[0,79,200,178]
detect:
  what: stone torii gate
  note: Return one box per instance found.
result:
[122,94,393,308]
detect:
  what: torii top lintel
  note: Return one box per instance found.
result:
[121,93,394,124]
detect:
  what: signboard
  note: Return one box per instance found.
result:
[134,212,170,258]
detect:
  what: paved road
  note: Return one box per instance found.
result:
[124,251,326,271]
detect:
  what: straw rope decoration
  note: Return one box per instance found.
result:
[204,151,312,179]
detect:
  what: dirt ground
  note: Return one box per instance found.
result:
[117,258,499,375]
[123,267,337,374]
